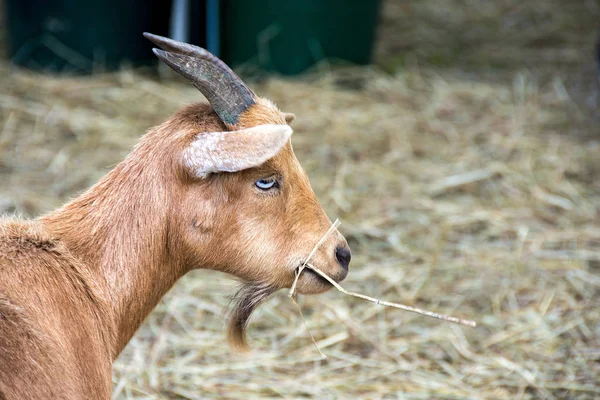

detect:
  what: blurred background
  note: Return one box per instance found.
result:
[1,1,599,399]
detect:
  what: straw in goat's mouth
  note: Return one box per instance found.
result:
[288,220,476,357]
[288,219,341,297]
[228,219,476,354]
[227,219,341,352]
[304,262,477,327]
[304,268,332,285]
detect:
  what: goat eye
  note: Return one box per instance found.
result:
[255,177,278,191]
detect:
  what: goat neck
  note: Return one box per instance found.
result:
[41,122,186,358]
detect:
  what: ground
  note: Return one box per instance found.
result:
[0,1,599,399]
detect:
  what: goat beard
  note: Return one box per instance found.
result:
[227,282,277,352]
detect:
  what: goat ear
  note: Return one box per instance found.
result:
[283,112,295,125]
[183,124,292,178]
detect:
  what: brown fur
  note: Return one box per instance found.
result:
[0,99,348,399]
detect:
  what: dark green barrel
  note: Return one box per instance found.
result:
[5,0,172,73]
[221,0,381,75]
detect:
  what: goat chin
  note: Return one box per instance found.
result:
[226,267,341,352]
[227,282,277,352]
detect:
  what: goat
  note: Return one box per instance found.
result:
[0,33,351,399]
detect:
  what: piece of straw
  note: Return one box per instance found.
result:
[290,295,327,359]
[306,263,477,328]
[288,219,341,297]
[287,219,342,356]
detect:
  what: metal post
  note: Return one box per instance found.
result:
[206,0,220,56]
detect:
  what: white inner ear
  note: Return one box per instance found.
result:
[182,124,293,178]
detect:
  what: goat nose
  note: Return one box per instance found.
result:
[335,246,351,270]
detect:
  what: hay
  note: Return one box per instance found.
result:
[304,263,476,328]
[1,0,600,398]
[289,218,341,297]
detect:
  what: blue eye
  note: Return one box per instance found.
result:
[255,177,278,190]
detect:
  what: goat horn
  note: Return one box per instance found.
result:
[143,32,256,126]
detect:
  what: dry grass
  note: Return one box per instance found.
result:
[1,0,600,399]
[304,262,476,328]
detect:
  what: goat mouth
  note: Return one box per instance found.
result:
[294,263,338,287]
[304,268,333,286]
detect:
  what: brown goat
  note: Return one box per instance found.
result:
[0,34,350,399]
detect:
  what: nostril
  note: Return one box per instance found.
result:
[335,246,351,270]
